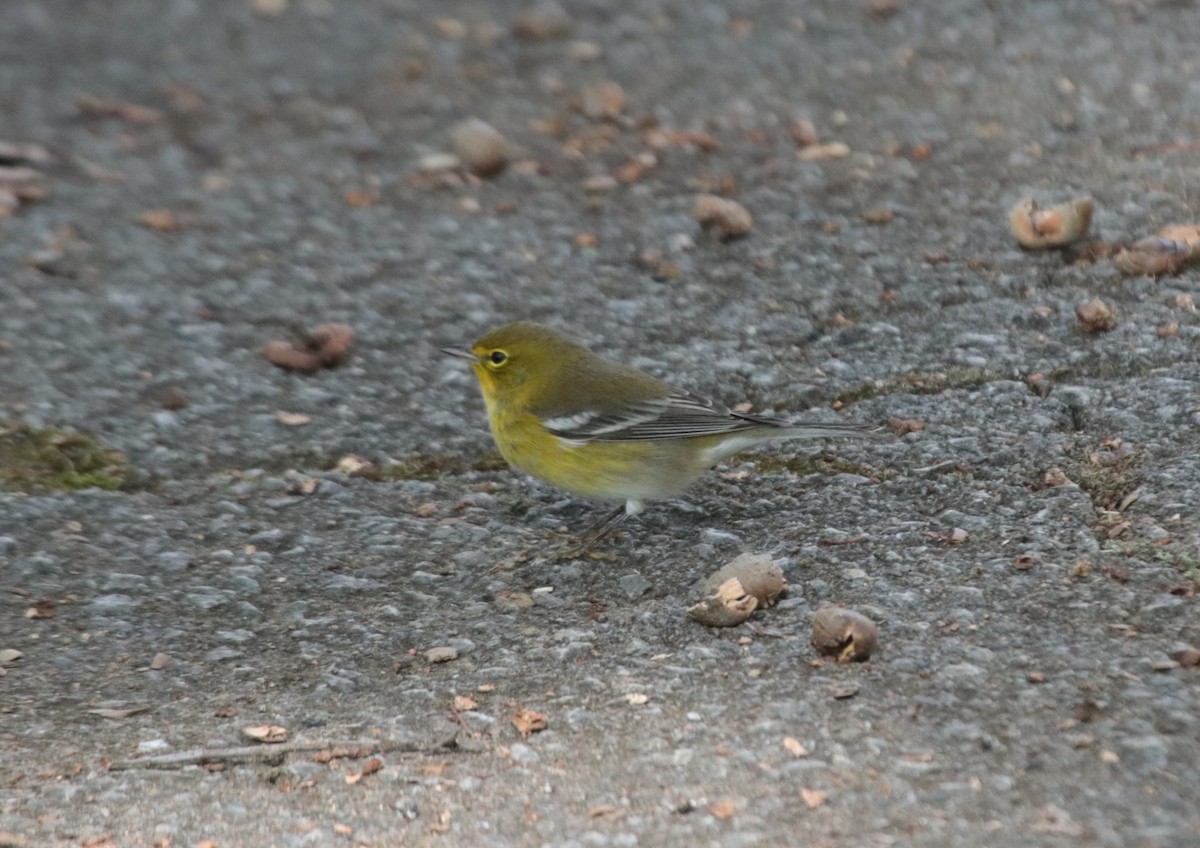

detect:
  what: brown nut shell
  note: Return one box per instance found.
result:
[811,606,877,663]
[1113,236,1194,276]
[702,553,787,607]
[688,577,759,627]
[451,118,508,178]
[1009,197,1093,249]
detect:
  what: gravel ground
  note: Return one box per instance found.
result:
[2,1,1199,846]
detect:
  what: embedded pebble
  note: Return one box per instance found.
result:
[451,119,508,178]
[618,572,652,599]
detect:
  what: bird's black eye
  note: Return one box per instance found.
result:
[488,350,508,365]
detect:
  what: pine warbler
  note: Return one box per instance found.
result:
[443,321,870,536]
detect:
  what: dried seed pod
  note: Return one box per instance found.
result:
[1113,236,1194,276]
[310,323,355,366]
[688,578,758,627]
[694,194,753,241]
[451,118,508,178]
[265,323,356,372]
[811,606,877,663]
[264,339,323,373]
[1075,298,1116,333]
[1009,197,1093,249]
[702,553,786,607]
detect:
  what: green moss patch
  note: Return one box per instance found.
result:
[836,367,996,405]
[1067,441,1141,512]
[1103,539,1200,577]
[0,423,128,492]
[381,451,509,481]
[736,452,893,481]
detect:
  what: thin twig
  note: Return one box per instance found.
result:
[1130,141,1200,158]
[817,536,868,546]
[912,460,959,475]
[108,734,460,771]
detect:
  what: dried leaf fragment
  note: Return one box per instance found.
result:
[783,736,809,758]
[1009,197,1093,249]
[334,454,377,477]
[0,140,51,165]
[242,724,289,743]
[925,527,968,544]
[888,417,924,436]
[694,194,753,241]
[77,94,163,125]
[829,682,860,699]
[137,209,181,232]
[800,788,829,809]
[1075,298,1116,333]
[343,189,379,208]
[702,553,787,607]
[274,410,311,426]
[1157,321,1179,339]
[1156,224,1200,252]
[707,800,736,820]
[250,0,288,17]
[861,207,894,225]
[432,17,467,39]
[1042,467,1072,488]
[688,577,759,627]
[424,646,459,664]
[24,599,55,619]
[511,708,547,738]
[797,142,850,161]
[89,706,150,719]
[1012,553,1038,571]
[1031,804,1084,837]
[0,172,46,215]
[811,607,877,663]
[345,757,383,785]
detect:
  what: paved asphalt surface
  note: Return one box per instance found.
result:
[2,1,1199,846]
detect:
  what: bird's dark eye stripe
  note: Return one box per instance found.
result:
[489,350,508,364]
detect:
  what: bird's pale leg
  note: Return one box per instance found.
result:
[577,504,628,546]
[559,499,642,557]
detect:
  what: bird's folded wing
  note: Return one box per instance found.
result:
[540,390,765,442]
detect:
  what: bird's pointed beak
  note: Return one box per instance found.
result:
[440,346,479,363]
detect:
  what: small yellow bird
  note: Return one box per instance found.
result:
[443,321,871,539]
